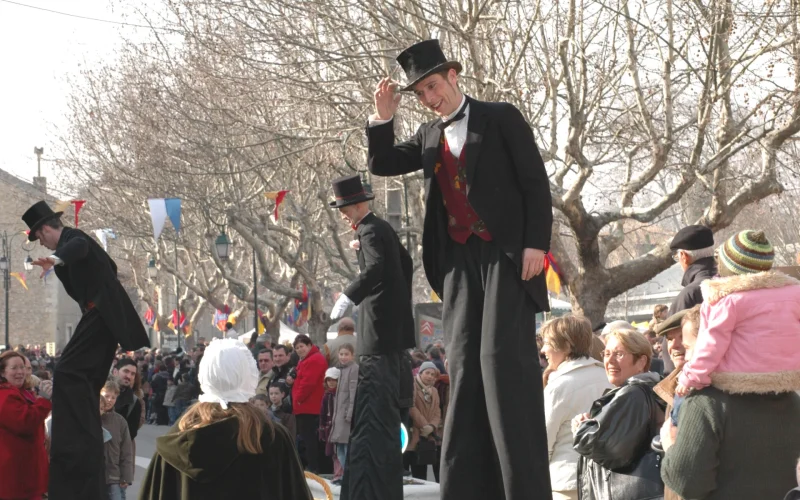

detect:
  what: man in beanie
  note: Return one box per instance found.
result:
[329,175,416,500]
[366,39,553,500]
[22,201,149,499]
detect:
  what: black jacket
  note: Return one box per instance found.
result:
[139,416,312,500]
[367,96,553,311]
[668,257,717,315]
[53,227,149,350]
[272,363,290,382]
[344,213,415,355]
[574,372,666,500]
[114,387,142,441]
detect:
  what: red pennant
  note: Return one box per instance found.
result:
[265,190,289,220]
[71,200,86,227]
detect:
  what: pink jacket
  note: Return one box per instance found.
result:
[679,271,800,394]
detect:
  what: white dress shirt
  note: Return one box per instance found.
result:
[368,94,470,157]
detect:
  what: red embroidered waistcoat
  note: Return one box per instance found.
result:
[434,135,492,244]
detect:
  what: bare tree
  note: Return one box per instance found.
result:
[57,0,800,331]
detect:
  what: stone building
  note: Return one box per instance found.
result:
[0,169,81,351]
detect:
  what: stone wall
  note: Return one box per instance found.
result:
[0,169,81,350]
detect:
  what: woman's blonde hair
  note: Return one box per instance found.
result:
[540,315,594,360]
[178,402,273,454]
[606,330,652,368]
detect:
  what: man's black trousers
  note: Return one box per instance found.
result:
[48,308,117,500]
[439,236,553,500]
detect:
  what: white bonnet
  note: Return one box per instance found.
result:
[198,338,258,409]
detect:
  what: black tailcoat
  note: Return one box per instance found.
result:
[366,96,553,312]
[366,96,555,500]
[53,227,149,351]
[344,213,415,355]
[340,213,414,500]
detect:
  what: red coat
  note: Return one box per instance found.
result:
[292,346,327,415]
[0,383,51,498]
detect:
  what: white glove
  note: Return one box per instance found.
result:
[330,294,354,320]
[420,424,434,437]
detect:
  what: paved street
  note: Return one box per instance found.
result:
[128,423,438,497]
[128,424,170,499]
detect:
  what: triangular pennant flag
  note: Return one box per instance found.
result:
[9,272,27,291]
[148,199,168,242]
[545,267,562,295]
[71,200,86,227]
[264,190,289,220]
[165,198,182,234]
[144,308,155,326]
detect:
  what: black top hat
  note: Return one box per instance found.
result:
[22,201,63,241]
[397,39,462,92]
[329,175,375,209]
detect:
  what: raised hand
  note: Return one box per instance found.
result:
[38,380,53,400]
[373,77,402,121]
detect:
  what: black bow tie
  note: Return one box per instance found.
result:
[438,102,468,130]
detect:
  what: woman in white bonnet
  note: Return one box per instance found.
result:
[139,338,313,500]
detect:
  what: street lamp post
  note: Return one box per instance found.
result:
[0,253,8,350]
[215,233,259,335]
[1,231,33,349]
[147,257,183,351]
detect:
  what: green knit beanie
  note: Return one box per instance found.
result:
[718,230,774,275]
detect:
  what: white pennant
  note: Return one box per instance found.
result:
[148,199,168,242]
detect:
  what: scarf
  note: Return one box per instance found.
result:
[415,375,433,404]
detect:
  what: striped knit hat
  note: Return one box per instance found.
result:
[718,230,774,275]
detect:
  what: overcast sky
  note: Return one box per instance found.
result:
[0,0,143,198]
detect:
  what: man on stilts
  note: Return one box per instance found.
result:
[366,40,554,500]
[329,175,416,500]
[23,201,149,500]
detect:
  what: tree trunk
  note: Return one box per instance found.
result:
[568,282,611,328]
[307,312,330,346]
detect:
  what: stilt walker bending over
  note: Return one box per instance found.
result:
[23,201,149,500]
[366,40,554,500]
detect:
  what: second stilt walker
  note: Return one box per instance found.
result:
[330,175,416,500]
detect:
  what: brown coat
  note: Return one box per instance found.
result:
[408,378,441,451]
[653,367,682,500]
